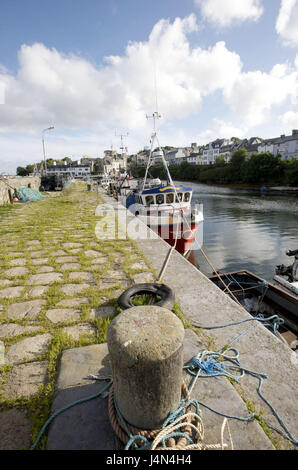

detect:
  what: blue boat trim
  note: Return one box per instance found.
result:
[135,186,193,195]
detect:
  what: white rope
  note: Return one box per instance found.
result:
[150,412,233,451]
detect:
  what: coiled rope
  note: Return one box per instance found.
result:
[184,346,298,447]
[108,380,233,451]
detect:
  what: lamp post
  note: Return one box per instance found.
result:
[42,126,54,176]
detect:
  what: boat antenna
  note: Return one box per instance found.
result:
[154,61,159,118]
[115,131,129,157]
[143,112,174,189]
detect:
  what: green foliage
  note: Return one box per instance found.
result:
[133,150,298,187]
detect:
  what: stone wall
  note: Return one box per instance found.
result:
[0,176,41,205]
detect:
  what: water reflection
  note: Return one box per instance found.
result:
[176,181,298,281]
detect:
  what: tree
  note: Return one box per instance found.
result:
[230,148,247,181]
[17,166,28,176]
[216,155,226,166]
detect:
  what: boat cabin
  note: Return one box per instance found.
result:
[125,185,193,213]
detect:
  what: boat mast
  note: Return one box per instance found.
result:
[143,112,174,190]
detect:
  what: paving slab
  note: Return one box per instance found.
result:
[5,334,52,364]
[55,256,78,263]
[45,308,81,324]
[89,306,116,319]
[4,361,49,398]
[46,343,121,450]
[7,299,45,320]
[0,409,32,450]
[84,250,103,258]
[61,243,82,249]
[36,266,55,273]
[132,272,155,283]
[56,298,90,307]
[3,267,29,277]
[62,323,97,340]
[49,250,67,256]
[0,279,13,288]
[0,340,4,364]
[27,273,63,285]
[31,258,49,265]
[98,279,132,290]
[0,286,24,299]
[90,257,108,265]
[68,272,94,282]
[8,258,27,266]
[27,286,49,297]
[60,263,82,271]
[60,283,90,296]
[0,323,41,339]
[29,251,47,258]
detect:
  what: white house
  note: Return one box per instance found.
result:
[272,130,298,160]
[165,148,186,166]
[46,162,91,178]
[202,139,231,165]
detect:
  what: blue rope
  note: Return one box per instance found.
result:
[191,314,284,334]
[30,380,113,450]
[184,348,298,446]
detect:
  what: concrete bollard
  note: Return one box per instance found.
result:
[107,305,185,430]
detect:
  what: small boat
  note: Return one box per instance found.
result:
[99,174,114,189]
[274,249,298,296]
[120,113,203,256]
[209,270,298,348]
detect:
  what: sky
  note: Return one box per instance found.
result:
[1,0,298,174]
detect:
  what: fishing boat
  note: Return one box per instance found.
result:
[120,113,203,256]
[99,174,114,190]
[209,270,298,348]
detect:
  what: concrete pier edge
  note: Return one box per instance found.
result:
[99,191,298,450]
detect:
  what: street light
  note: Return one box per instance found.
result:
[42,126,54,176]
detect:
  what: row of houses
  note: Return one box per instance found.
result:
[34,129,298,178]
[39,150,128,178]
[128,130,298,168]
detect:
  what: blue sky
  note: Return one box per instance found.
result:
[1,0,298,173]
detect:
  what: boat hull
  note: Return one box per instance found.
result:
[209,270,298,337]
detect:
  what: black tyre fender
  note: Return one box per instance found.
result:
[118,283,175,310]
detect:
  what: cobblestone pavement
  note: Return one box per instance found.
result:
[0,184,154,449]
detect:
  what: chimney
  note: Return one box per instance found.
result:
[292,129,298,135]
[280,134,285,139]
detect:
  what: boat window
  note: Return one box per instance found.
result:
[145,195,155,206]
[175,193,183,202]
[184,192,191,202]
[166,193,174,204]
[156,194,164,205]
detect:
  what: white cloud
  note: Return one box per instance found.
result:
[195,0,264,28]
[0,14,242,136]
[1,12,298,174]
[276,0,298,47]
[281,107,298,129]
[223,63,298,126]
[198,119,247,144]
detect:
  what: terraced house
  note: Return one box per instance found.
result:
[269,130,298,161]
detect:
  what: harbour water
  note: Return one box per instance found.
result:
[175,181,298,282]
